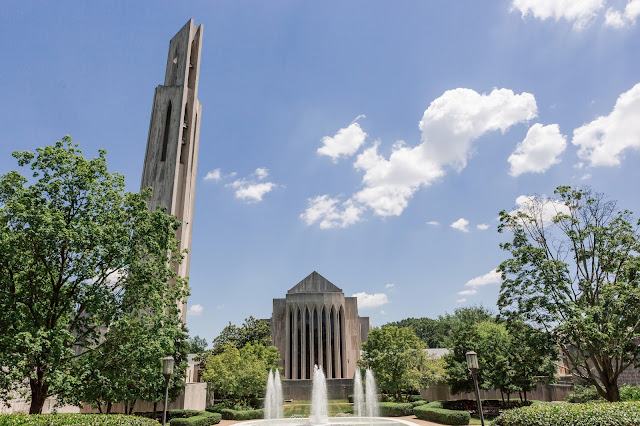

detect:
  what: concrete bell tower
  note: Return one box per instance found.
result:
[141,19,203,323]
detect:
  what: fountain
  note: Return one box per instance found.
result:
[247,364,417,425]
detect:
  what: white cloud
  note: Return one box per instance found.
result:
[508,123,567,176]
[426,221,440,226]
[255,167,269,179]
[385,283,395,289]
[303,88,536,228]
[450,218,470,232]
[216,304,225,311]
[300,195,364,229]
[352,292,389,309]
[573,83,640,167]
[232,181,276,203]
[466,269,502,288]
[456,298,467,304]
[477,223,490,230]
[458,289,478,296]
[204,169,221,181]
[512,194,571,225]
[511,0,605,30]
[318,115,367,162]
[605,0,640,27]
[187,304,204,316]
[379,310,388,315]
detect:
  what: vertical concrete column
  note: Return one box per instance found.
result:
[301,307,307,380]
[293,305,299,380]
[285,306,290,379]
[326,305,333,379]
[333,306,341,378]
[340,306,347,379]
[317,304,323,370]
[310,308,315,370]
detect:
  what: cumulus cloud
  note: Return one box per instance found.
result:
[511,0,605,30]
[255,167,269,179]
[511,194,571,226]
[385,283,396,289]
[187,304,204,316]
[450,218,470,232]
[317,115,367,162]
[456,298,467,304]
[426,221,440,226]
[300,195,364,229]
[352,292,389,309]
[573,83,640,167]
[508,123,567,176]
[302,88,537,228]
[477,224,490,230]
[204,169,222,181]
[466,269,502,287]
[226,167,277,203]
[605,0,640,27]
[458,289,478,296]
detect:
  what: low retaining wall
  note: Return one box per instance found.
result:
[282,378,353,400]
[421,380,574,402]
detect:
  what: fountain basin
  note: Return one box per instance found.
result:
[242,418,420,425]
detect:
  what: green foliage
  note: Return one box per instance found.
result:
[0,414,158,425]
[219,408,264,420]
[493,401,640,425]
[621,385,640,401]
[187,335,209,354]
[378,402,415,416]
[210,316,272,355]
[564,385,605,403]
[359,326,438,402]
[0,138,188,413]
[200,342,280,406]
[408,395,427,402]
[413,404,471,425]
[410,400,429,407]
[170,412,221,426]
[498,186,640,401]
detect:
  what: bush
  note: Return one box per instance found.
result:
[135,409,204,421]
[413,404,471,425]
[442,399,531,411]
[0,414,159,425]
[493,401,640,425]
[205,403,226,413]
[621,385,640,401]
[219,408,264,420]
[564,384,604,403]
[347,394,354,403]
[409,395,426,402]
[378,402,414,417]
[410,400,429,407]
[171,412,221,426]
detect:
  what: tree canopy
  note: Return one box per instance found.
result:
[0,138,188,413]
[498,185,640,401]
[210,316,272,355]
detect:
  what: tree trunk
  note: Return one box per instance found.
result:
[523,389,528,402]
[29,372,49,414]
[153,401,157,416]
[107,401,112,414]
[604,380,621,402]
[96,400,102,414]
[129,400,136,415]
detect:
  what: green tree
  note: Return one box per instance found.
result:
[210,316,272,355]
[0,138,188,413]
[200,342,280,408]
[187,335,209,354]
[498,186,640,401]
[359,326,434,402]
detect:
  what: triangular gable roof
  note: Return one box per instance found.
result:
[288,271,343,294]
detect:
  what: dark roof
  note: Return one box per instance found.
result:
[288,271,343,294]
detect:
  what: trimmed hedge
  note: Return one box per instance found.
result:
[0,414,159,425]
[135,409,204,421]
[442,399,531,411]
[409,395,427,402]
[205,404,226,414]
[493,401,640,426]
[378,402,414,417]
[170,412,221,426]
[410,400,429,407]
[219,408,264,420]
[413,403,470,425]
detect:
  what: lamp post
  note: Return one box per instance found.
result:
[162,355,175,426]
[465,351,484,426]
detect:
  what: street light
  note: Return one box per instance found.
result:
[465,351,484,426]
[162,355,175,426]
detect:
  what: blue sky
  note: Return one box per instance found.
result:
[1,1,639,345]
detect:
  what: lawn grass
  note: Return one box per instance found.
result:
[283,400,353,417]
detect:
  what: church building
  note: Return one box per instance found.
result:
[270,272,372,382]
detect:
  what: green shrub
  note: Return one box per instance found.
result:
[413,404,470,425]
[409,395,426,402]
[424,401,443,408]
[0,414,159,425]
[347,394,354,403]
[205,403,226,413]
[410,400,429,407]
[135,409,205,421]
[621,385,640,401]
[378,402,414,417]
[219,408,264,420]
[564,384,604,403]
[493,401,640,425]
[170,412,221,426]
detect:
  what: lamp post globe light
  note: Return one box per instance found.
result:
[162,355,175,426]
[465,351,484,426]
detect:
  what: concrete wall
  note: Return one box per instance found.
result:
[420,380,574,402]
[282,379,353,401]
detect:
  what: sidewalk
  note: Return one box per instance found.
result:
[219,416,442,425]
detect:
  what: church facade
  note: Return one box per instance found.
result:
[271,272,372,381]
